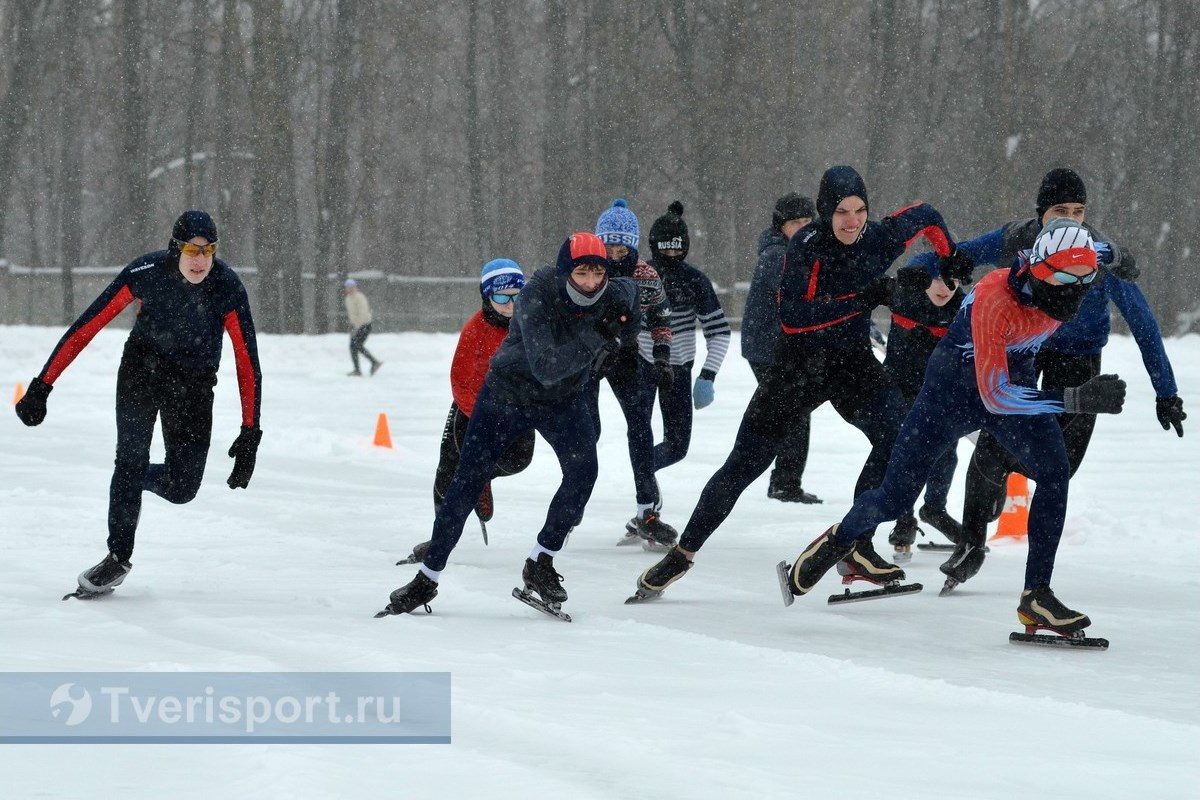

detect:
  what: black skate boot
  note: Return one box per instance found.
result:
[627,509,678,552]
[626,547,692,603]
[375,572,438,617]
[64,553,132,600]
[1011,587,1107,649]
[396,540,431,565]
[775,527,854,605]
[918,505,963,545]
[1017,587,1090,634]
[938,541,986,595]
[513,554,571,621]
[888,515,918,563]
[768,471,823,504]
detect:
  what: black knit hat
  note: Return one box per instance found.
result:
[772,193,816,230]
[816,166,868,226]
[169,210,219,254]
[1036,168,1087,219]
[649,201,689,260]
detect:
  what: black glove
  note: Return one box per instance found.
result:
[592,338,620,378]
[907,325,940,353]
[227,426,262,489]
[938,249,975,285]
[653,357,673,392]
[593,299,629,340]
[1156,395,1186,437]
[1108,248,1137,283]
[1063,374,1126,415]
[14,377,52,426]
[857,276,895,309]
[896,265,933,293]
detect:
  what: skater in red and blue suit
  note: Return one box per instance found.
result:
[627,166,973,602]
[783,218,1127,636]
[15,210,262,599]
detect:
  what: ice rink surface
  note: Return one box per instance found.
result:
[2,325,1197,799]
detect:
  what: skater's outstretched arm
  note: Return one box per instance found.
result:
[223,283,262,429]
[37,263,140,385]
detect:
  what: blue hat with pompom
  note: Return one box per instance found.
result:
[595,199,640,248]
[480,258,525,297]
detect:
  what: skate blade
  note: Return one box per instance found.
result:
[827,582,923,604]
[616,531,642,546]
[938,577,960,597]
[641,540,674,553]
[395,555,420,565]
[892,548,913,565]
[624,586,662,604]
[511,588,572,622]
[774,561,796,607]
[917,542,957,552]
[62,587,113,601]
[1009,631,1108,650]
[479,518,489,546]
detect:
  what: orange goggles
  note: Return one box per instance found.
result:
[174,239,217,257]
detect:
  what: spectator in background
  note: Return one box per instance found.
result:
[344,278,382,376]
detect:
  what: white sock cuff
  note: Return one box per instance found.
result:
[419,564,442,583]
[529,544,558,561]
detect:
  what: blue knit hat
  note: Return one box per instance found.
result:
[480,258,525,297]
[595,199,640,248]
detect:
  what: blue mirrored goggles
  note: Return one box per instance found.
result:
[489,293,518,305]
[1049,268,1098,285]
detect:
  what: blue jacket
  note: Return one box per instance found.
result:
[909,219,1176,397]
[741,227,791,365]
[779,202,956,350]
[487,266,641,405]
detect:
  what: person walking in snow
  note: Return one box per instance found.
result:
[344,278,382,376]
[15,210,263,599]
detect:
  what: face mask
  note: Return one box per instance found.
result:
[1029,279,1089,322]
[655,252,684,270]
[564,273,608,307]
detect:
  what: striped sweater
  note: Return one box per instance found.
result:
[638,257,731,376]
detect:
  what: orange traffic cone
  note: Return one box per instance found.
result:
[991,473,1029,541]
[373,412,393,449]
[13,382,25,405]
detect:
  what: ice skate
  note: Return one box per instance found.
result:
[887,515,918,564]
[775,527,854,606]
[918,504,963,546]
[767,472,822,504]
[396,540,431,566]
[369,360,383,376]
[63,553,131,600]
[623,509,678,553]
[625,547,692,603]
[513,554,571,622]
[829,538,922,604]
[937,541,986,595]
[375,572,438,617]
[1011,587,1107,649]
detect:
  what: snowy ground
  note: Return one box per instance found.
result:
[2,324,1197,799]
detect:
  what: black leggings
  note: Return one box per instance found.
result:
[749,361,811,482]
[108,341,215,560]
[350,323,379,372]
[960,350,1101,546]
[433,402,535,511]
[679,344,905,552]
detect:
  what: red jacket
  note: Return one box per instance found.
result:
[450,310,509,416]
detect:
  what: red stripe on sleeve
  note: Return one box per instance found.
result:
[904,224,952,257]
[781,310,863,334]
[43,285,135,384]
[891,312,949,338]
[224,310,257,427]
[805,259,822,301]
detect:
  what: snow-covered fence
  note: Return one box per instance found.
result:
[0,260,751,332]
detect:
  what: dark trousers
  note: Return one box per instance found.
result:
[422,380,599,572]
[899,388,958,514]
[749,361,812,483]
[678,344,905,552]
[960,351,1101,546]
[648,363,695,472]
[433,402,535,510]
[837,346,1072,589]
[585,349,658,505]
[108,341,214,561]
[350,323,378,372]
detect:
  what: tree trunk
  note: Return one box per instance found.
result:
[58,0,86,322]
